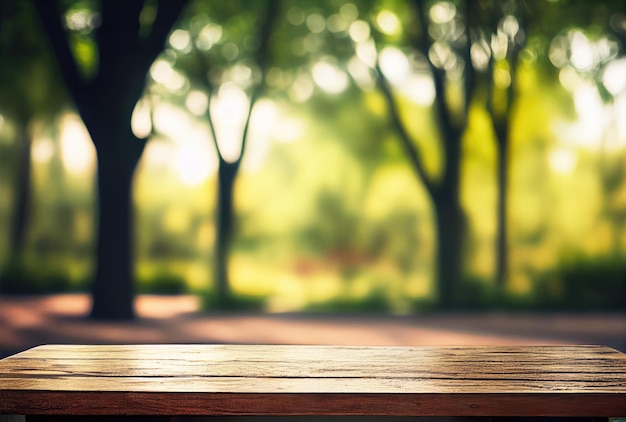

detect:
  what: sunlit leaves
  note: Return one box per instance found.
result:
[63,1,99,79]
[375,10,401,36]
[602,58,626,96]
[169,29,192,52]
[64,3,99,33]
[549,29,618,73]
[312,59,349,94]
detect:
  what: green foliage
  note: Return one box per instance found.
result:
[0,258,86,295]
[201,290,266,312]
[137,270,189,295]
[532,255,626,310]
[304,286,391,313]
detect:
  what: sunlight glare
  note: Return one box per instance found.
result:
[355,39,377,67]
[554,83,607,150]
[349,20,370,43]
[150,59,186,92]
[549,147,578,175]
[65,9,97,32]
[491,31,509,60]
[470,39,491,71]
[32,137,54,164]
[348,56,375,90]
[143,140,174,166]
[153,102,189,137]
[429,1,456,24]
[131,99,152,138]
[406,74,435,106]
[169,29,191,51]
[176,145,213,186]
[602,58,626,96]
[312,60,349,94]
[429,41,455,70]
[243,100,277,172]
[197,23,223,51]
[500,15,520,39]
[274,118,304,143]
[186,90,209,116]
[211,82,249,162]
[573,85,607,143]
[379,47,410,85]
[289,73,314,102]
[149,102,218,185]
[59,114,95,175]
[569,31,594,71]
[376,10,401,36]
[251,100,278,135]
[558,66,583,91]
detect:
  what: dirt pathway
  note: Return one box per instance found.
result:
[1,294,625,358]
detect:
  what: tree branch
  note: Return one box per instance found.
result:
[238,0,280,167]
[138,0,190,71]
[189,47,225,163]
[32,0,88,107]
[462,0,477,116]
[375,61,435,198]
[413,0,457,188]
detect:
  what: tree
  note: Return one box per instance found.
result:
[199,1,278,306]
[161,0,279,306]
[368,0,533,305]
[0,1,65,264]
[480,2,527,290]
[33,0,188,319]
[371,0,480,307]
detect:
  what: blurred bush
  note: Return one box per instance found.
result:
[532,255,626,310]
[0,258,86,295]
[305,286,391,313]
[201,290,267,312]
[137,270,188,295]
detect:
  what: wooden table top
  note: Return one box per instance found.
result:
[0,344,625,417]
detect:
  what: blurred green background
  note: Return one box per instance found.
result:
[1,0,626,318]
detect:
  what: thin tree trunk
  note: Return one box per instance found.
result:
[205,0,278,308]
[214,160,238,306]
[495,131,509,290]
[433,199,465,308]
[433,129,465,309]
[10,114,32,260]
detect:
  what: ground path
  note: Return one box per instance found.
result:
[1,294,625,358]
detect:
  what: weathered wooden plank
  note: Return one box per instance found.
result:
[2,374,626,392]
[1,390,625,416]
[0,345,625,417]
[1,345,624,381]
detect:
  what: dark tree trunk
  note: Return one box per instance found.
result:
[89,125,142,320]
[33,0,188,320]
[433,124,465,308]
[10,114,32,260]
[433,194,465,308]
[214,160,239,306]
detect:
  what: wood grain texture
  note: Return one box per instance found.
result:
[0,345,625,417]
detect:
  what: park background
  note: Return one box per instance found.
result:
[1,0,626,346]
